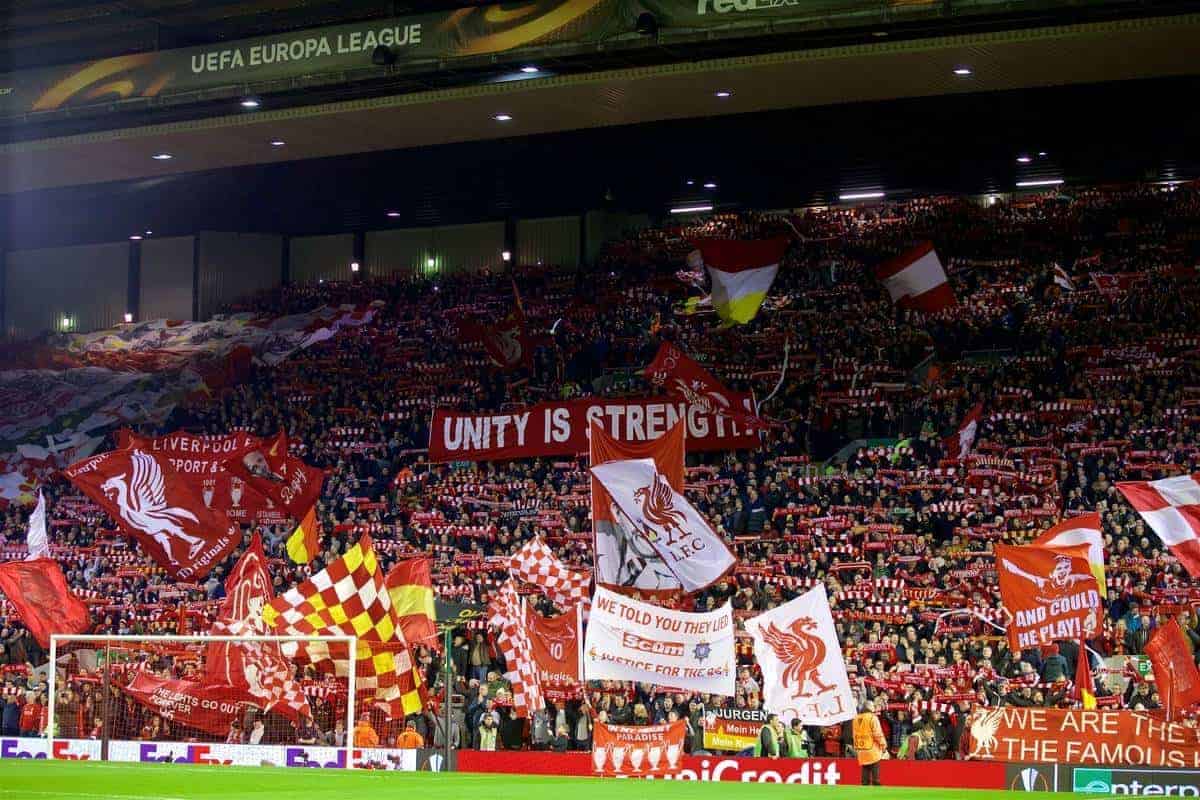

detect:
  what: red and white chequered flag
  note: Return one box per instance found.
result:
[486,578,542,718]
[509,536,591,613]
[1117,474,1200,577]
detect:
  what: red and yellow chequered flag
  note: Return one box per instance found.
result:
[263,535,424,716]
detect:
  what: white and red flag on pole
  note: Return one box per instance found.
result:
[746,584,855,726]
[510,536,591,613]
[589,456,736,593]
[486,578,543,718]
[875,242,956,313]
[25,490,49,560]
[63,449,240,581]
[943,402,983,460]
[1033,513,1106,598]
[1116,474,1200,577]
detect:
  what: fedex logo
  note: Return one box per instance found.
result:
[622,632,684,657]
[285,748,361,768]
[1,739,48,759]
[138,743,232,764]
[52,741,92,760]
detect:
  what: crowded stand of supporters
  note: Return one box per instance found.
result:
[0,181,1198,760]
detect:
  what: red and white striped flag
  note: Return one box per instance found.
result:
[875,242,956,313]
[486,579,543,718]
[1117,475,1200,577]
[944,402,983,460]
[510,536,591,612]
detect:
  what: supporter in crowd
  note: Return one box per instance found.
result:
[3,182,1198,756]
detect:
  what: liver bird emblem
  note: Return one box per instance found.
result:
[761,617,835,698]
[634,471,686,545]
[101,449,204,565]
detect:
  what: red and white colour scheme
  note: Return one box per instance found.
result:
[583,586,735,695]
[527,603,584,701]
[589,456,736,593]
[486,578,542,718]
[1033,512,1106,597]
[746,584,854,726]
[591,719,687,777]
[644,341,766,430]
[995,543,1102,650]
[509,536,591,612]
[874,241,956,313]
[1117,474,1200,577]
[943,402,983,460]
[63,448,240,581]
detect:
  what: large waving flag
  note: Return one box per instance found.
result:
[1145,619,1200,720]
[25,490,49,560]
[589,456,736,593]
[645,341,767,430]
[1116,475,1200,577]
[509,536,591,612]
[1034,513,1106,597]
[746,584,854,725]
[487,579,543,718]
[875,242,956,313]
[695,238,789,325]
[385,557,439,649]
[0,559,90,648]
[263,535,424,717]
[285,504,321,564]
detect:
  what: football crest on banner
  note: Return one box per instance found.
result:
[102,450,204,564]
[761,617,835,699]
[635,472,687,544]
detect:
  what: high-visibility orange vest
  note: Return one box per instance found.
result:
[852,712,884,765]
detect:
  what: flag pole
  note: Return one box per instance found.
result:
[444,623,453,771]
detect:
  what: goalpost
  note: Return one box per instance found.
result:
[48,634,359,768]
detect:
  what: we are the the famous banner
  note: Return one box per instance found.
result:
[965,707,1200,767]
[428,396,759,461]
[583,586,734,695]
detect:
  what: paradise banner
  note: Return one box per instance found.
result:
[583,586,734,695]
[964,707,1200,767]
[591,719,687,776]
[703,707,767,752]
[428,395,759,462]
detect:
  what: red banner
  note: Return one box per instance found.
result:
[527,605,582,701]
[592,719,687,777]
[995,543,1101,650]
[0,559,90,648]
[645,342,766,429]
[1146,619,1200,716]
[964,707,1200,766]
[120,672,245,737]
[428,396,760,462]
[457,750,1004,788]
[117,430,287,526]
[220,432,325,518]
[63,450,240,581]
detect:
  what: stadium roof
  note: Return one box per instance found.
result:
[2,11,1199,195]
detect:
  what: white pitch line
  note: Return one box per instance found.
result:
[0,792,187,800]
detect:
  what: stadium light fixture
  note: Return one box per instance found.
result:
[953,67,973,76]
[129,234,143,240]
[350,261,360,273]
[270,139,286,147]
[1037,151,1048,157]
[714,90,733,98]
[427,257,436,268]
[386,211,401,218]
[240,98,261,109]
[494,113,513,122]
[670,205,713,214]
[144,230,152,236]
[839,191,885,201]
[520,66,540,74]
[502,250,512,262]
[124,312,133,323]
[62,315,72,328]
[686,180,695,186]
[1016,179,1065,187]
[151,153,173,160]
[1017,155,1032,164]
[703,182,717,189]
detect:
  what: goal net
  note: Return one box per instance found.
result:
[46,634,393,768]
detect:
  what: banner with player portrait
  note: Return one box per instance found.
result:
[995,543,1102,651]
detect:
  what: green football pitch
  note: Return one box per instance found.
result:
[0,760,1056,800]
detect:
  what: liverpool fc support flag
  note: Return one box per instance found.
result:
[0,558,90,648]
[996,543,1102,650]
[263,535,424,717]
[644,341,766,430]
[385,557,439,649]
[24,490,48,560]
[875,241,956,313]
[590,456,736,593]
[1116,474,1200,577]
[746,584,854,726]
[1034,513,1107,597]
[1145,618,1200,719]
[944,402,983,460]
[694,238,789,325]
[487,578,543,718]
[286,504,321,564]
[222,432,326,519]
[509,536,591,612]
[63,449,240,580]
